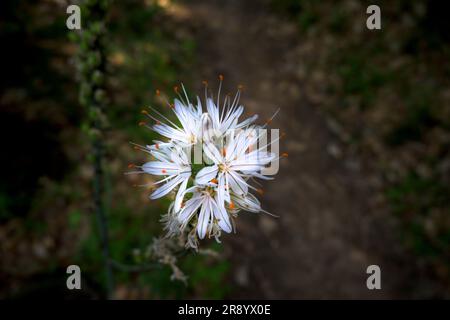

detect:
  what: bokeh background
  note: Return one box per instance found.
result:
[0,0,449,299]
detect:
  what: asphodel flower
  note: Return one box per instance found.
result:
[130,77,284,249]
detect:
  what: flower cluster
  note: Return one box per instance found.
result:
[131,79,283,249]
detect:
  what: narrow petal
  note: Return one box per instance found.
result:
[212,196,232,233]
[197,198,211,239]
[142,161,180,175]
[203,142,223,164]
[178,196,203,228]
[228,171,249,195]
[233,192,261,213]
[174,177,189,212]
[150,175,183,199]
[195,165,218,185]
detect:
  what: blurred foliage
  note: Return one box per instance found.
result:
[0,0,228,299]
[272,0,450,289]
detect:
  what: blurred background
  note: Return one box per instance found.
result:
[0,0,449,299]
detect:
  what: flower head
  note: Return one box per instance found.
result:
[131,78,282,249]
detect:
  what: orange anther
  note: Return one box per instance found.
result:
[238,84,244,90]
[210,178,218,184]
[256,188,264,195]
[219,74,224,81]
[138,121,146,126]
[128,163,135,168]
[155,143,160,150]
[133,146,140,150]
[162,169,167,174]
[229,202,235,209]
[202,80,208,86]
[155,120,161,125]
[222,147,227,157]
[141,109,148,115]
[282,152,289,158]
[174,86,179,93]
[155,89,160,96]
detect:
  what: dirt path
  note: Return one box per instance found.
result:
[176,0,413,298]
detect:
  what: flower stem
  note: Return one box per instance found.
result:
[75,0,114,299]
[93,138,114,298]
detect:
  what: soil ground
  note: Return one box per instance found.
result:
[174,0,417,299]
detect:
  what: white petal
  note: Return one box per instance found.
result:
[178,196,203,228]
[216,173,226,208]
[142,161,180,175]
[228,171,248,195]
[206,98,220,129]
[197,198,211,239]
[195,165,218,185]
[174,177,189,212]
[196,96,203,117]
[150,175,183,199]
[203,142,223,164]
[153,124,186,142]
[235,114,258,129]
[212,196,232,233]
[233,193,261,213]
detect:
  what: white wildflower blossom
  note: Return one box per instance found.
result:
[130,77,285,249]
[140,144,191,210]
[196,127,277,209]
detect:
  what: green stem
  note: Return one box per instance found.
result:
[76,0,114,299]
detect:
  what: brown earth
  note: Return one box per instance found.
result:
[166,0,428,299]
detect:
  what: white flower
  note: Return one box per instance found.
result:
[203,95,258,139]
[177,186,233,239]
[142,145,191,211]
[195,128,276,207]
[142,85,203,147]
[152,98,203,146]
[132,78,283,249]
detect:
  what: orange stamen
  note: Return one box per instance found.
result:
[256,188,264,195]
[128,163,135,168]
[138,121,146,126]
[155,143,160,150]
[229,202,235,209]
[282,152,289,158]
[210,178,218,184]
[161,169,167,174]
[222,147,227,157]
[141,109,148,115]
[219,74,224,81]
[155,89,160,96]
[202,80,208,87]
[174,86,179,93]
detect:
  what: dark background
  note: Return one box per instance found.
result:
[0,0,449,299]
